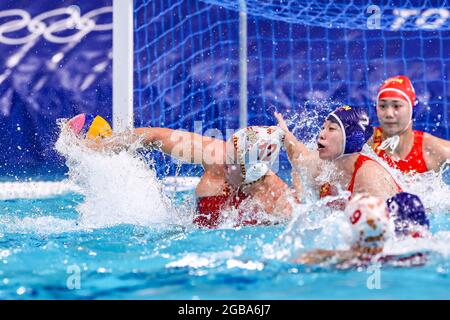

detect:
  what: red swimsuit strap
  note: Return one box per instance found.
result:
[372,127,427,174]
[395,130,425,162]
[400,130,427,173]
[348,155,373,193]
[411,130,425,157]
[195,182,251,228]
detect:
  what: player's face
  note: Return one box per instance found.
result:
[377,98,411,136]
[317,120,344,160]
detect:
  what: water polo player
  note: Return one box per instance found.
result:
[295,193,430,267]
[295,194,393,267]
[387,192,430,239]
[370,75,450,174]
[275,105,401,203]
[66,115,296,228]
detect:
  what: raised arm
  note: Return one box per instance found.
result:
[294,249,357,265]
[274,112,322,180]
[85,127,225,168]
[133,127,225,167]
[274,112,311,164]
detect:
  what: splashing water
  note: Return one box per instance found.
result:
[54,122,187,229]
[0,116,449,299]
[263,200,351,261]
[44,115,450,263]
[265,194,450,266]
[282,98,336,144]
[267,107,450,264]
[358,145,450,213]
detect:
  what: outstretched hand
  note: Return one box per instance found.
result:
[274,112,290,133]
[84,130,139,153]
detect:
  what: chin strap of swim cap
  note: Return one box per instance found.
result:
[378,135,400,154]
[377,118,411,155]
[243,162,270,184]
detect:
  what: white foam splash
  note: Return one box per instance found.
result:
[360,145,450,213]
[163,176,200,192]
[384,231,450,258]
[166,246,244,269]
[266,203,450,263]
[267,111,450,263]
[263,201,351,261]
[54,123,189,229]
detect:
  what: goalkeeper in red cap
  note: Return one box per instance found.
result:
[369,75,450,174]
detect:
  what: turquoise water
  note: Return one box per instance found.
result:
[0,187,449,300]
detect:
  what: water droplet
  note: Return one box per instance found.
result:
[16,287,26,295]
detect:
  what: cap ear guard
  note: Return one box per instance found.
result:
[328,106,373,157]
[244,163,270,184]
[230,126,284,183]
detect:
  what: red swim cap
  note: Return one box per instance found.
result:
[377,75,416,109]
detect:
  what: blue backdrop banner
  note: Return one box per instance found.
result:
[0,0,112,177]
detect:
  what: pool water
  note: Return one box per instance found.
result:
[0,186,449,300]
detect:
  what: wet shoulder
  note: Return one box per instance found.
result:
[357,157,390,177]
[354,157,395,193]
[421,132,450,170]
[196,168,227,197]
[422,131,449,151]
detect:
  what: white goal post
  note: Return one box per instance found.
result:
[112,0,134,132]
[112,0,249,131]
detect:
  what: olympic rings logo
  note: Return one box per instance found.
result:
[0,6,112,45]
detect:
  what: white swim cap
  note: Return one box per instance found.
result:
[345,194,393,253]
[230,126,285,184]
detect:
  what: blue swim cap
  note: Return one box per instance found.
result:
[386,192,430,237]
[327,106,373,157]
